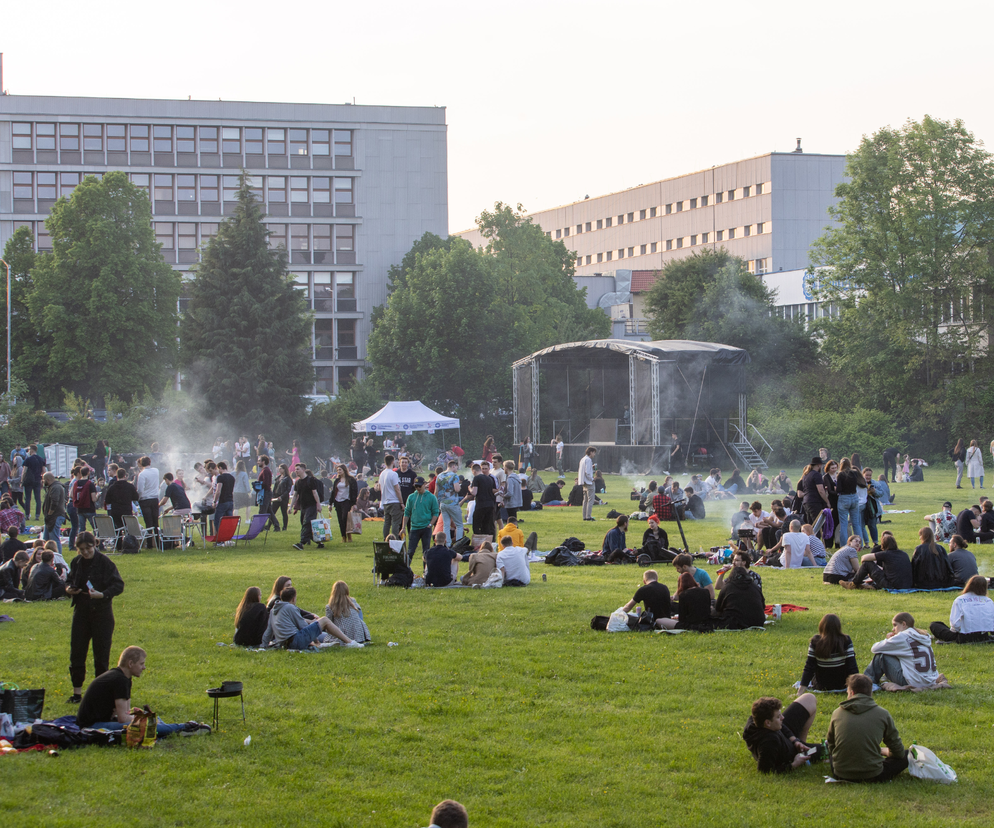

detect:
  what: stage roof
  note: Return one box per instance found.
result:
[512,339,751,367]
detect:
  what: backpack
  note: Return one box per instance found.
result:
[72,480,94,510]
[121,534,141,554]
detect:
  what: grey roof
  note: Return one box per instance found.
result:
[513,339,751,367]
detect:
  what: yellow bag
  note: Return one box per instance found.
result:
[125,705,157,748]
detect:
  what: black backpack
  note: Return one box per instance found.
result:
[121,534,141,554]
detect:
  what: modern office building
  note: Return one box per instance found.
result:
[0,95,448,395]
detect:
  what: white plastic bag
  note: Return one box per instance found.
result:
[607,607,632,632]
[481,570,503,589]
[907,744,957,783]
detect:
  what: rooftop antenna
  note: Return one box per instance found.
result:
[793,137,803,153]
[1,52,4,95]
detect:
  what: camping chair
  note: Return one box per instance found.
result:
[205,515,241,548]
[159,515,185,550]
[94,514,125,551]
[232,513,271,548]
[123,514,159,551]
[373,541,405,585]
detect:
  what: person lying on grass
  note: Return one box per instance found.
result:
[261,586,364,650]
[742,693,820,773]
[863,612,949,691]
[76,645,211,736]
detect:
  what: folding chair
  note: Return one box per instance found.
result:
[93,514,125,551]
[373,541,405,585]
[205,515,241,548]
[232,514,271,548]
[123,515,159,551]
[159,515,185,550]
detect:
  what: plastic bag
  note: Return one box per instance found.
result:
[481,570,503,589]
[607,607,632,632]
[0,686,45,723]
[125,705,157,749]
[311,518,333,543]
[907,744,957,783]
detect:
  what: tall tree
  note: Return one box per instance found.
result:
[811,116,994,436]
[180,175,313,431]
[25,172,181,407]
[0,226,48,400]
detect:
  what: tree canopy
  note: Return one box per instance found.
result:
[24,171,181,407]
[180,175,314,432]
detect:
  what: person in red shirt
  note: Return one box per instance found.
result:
[652,489,674,521]
[427,467,442,494]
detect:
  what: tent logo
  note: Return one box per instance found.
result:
[403,424,409,429]
[434,423,441,428]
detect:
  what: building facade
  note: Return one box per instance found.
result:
[0,95,448,396]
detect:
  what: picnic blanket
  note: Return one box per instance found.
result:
[792,681,845,693]
[885,587,960,594]
[764,604,808,614]
[883,510,915,514]
[656,626,767,635]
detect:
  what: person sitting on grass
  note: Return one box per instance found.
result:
[945,534,979,587]
[0,550,29,600]
[619,569,671,627]
[424,532,459,587]
[713,565,766,629]
[233,586,269,648]
[266,576,315,620]
[798,613,859,691]
[826,674,908,783]
[325,581,371,645]
[823,536,863,585]
[461,540,498,586]
[911,526,954,589]
[929,575,994,644]
[423,799,468,828]
[844,534,912,590]
[657,572,713,631]
[496,535,530,586]
[926,501,957,542]
[801,523,827,565]
[684,486,706,520]
[0,525,29,564]
[640,516,676,561]
[24,549,66,601]
[261,586,363,650]
[780,520,816,568]
[541,478,567,506]
[742,693,819,774]
[601,515,628,559]
[672,553,714,599]
[715,548,763,592]
[496,514,524,548]
[76,645,212,736]
[864,612,949,691]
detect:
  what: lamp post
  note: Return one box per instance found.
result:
[0,257,9,396]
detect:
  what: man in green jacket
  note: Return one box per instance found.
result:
[404,476,439,564]
[826,674,908,782]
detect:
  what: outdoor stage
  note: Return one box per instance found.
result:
[531,443,681,476]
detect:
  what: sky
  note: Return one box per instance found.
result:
[4,0,993,234]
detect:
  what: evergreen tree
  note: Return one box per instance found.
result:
[180,174,313,432]
[25,172,181,406]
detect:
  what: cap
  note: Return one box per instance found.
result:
[414,476,426,487]
[943,501,952,508]
[810,457,823,465]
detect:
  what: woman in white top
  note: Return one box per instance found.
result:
[233,461,254,519]
[929,575,994,643]
[966,439,984,489]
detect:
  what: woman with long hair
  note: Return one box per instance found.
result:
[269,463,292,531]
[951,438,966,488]
[325,581,371,645]
[929,575,994,643]
[966,439,984,489]
[266,575,318,621]
[834,458,866,543]
[798,613,859,691]
[822,459,840,547]
[331,465,358,542]
[912,526,954,589]
[8,455,24,508]
[234,586,269,647]
[482,436,495,466]
[286,440,302,473]
[658,572,712,631]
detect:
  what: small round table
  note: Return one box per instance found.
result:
[206,681,245,731]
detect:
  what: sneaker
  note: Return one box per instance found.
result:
[840,581,855,589]
[179,722,212,736]
[67,694,82,704]
[344,640,364,649]
[315,542,325,549]
[292,543,304,550]
[314,641,338,649]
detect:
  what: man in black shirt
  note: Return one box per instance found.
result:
[684,487,706,520]
[846,535,913,590]
[424,532,459,586]
[620,569,671,627]
[800,457,831,525]
[212,462,236,533]
[956,505,980,543]
[396,457,417,504]
[292,469,325,550]
[25,549,66,601]
[21,444,46,520]
[104,468,140,534]
[470,461,498,538]
[882,447,900,484]
[541,479,567,505]
[0,528,28,564]
[77,646,210,736]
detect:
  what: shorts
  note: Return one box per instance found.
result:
[286,621,322,650]
[782,700,810,738]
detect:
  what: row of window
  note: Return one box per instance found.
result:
[12,172,355,205]
[290,272,357,313]
[575,223,770,265]
[549,183,769,239]
[11,122,353,157]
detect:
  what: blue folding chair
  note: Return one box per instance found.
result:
[232,513,271,548]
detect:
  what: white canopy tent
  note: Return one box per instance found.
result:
[353,401,461,450]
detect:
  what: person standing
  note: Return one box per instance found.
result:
[405,480,440,565]
[65,531,125,703]
[331,465,358,543]
[291,468,325,550]
[269,463,291,532]
[104,468,140,538]
[470,460,498,538]
[482,436,496,466]
[800,457,831,526]
[578,446,597,521]
[73,467,99,536]
[555,435,565,475]
[41,472,67,556]
[434,459,464,542]
[21,444,46,521]
[257,456,274,523]
[951,439,966,489]
[136,456,161,549]
[396,456,417,505]
[211,462,236,534]
[966,439,984,489]
[234,435,251,471]
[378,455,404,539]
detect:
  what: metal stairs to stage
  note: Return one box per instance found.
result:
[729,424,773,471]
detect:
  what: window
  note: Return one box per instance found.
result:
[12,123,32,150]
[605,217,612,227]
[289,129,308,156]
[13,173,32,199]
[618,214,624,224]
[154,174,173,201]
[60,123,80,151]
[221,127,241,153]
[727,189,735,201]
[702,232,709,243]
[546,231,551,238]
[716,230,724,241]
[338,366,358,390]
[617,249,624,258]
[576,224,582,234]
[650,242,657,253]
[728,228,736,239]
[60,172,80,196]
[200,127,218,153]
[336,272,356,311]
[596,219,603,230]
[676,238,684,249]
[640,244,647,255]
[756,183,764,194]
[267,128,285,155]
[744,225,751,236]
[586,255,592,264]
[314,366,335,393]
[690,235,697,246]
[576,256,582,267]
[715,192,723,203]
[564,227,570,237]
[201,223,219,243]
[690,198,697,209]
[178,223,197,249]
[676,202,683,212]
[649,207,657,217]
[177,126,195,153]
[293,272,310,299]
[200,175,219,201]
[267,224,286,249]
[223,176,240,201]
[701,195,709,207]
[313,225,332,253]
[314,319,334,358]
[153,125,172,153]
[83,124,103,150]
[268,177,286,203]
[313,177,331,203]
[312,130,330,156]
[291,226,309,251]
[107,124,126,151]
[130,173,149,194]
[290,177,309,203]
[36,123,56,150]
[755,258,768,274]
[665,204,672,215]
[555,229,561,239]
[585,222,591,232]
[666,240,673,251]
[37,223,52,250]
[335,225,354,252]
[627,212,634,223]
[313,272,333,311]
[757,222,765,234]
[247,175,263,201]
[628,247,634,256]
[334,130,352,156]
[130,125,149,152]
[155,222,174,249]
[606,251,613,261]
[597,253,603,263]
[177,175,196,202]
[743,186,751,197]
[338,319,357,357]
[639,209,646,220]
[244,128,263,154]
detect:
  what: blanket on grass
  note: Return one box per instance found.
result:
[885,587,960,594]
[764,604,808,614]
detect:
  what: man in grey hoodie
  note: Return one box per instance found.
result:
[826,674,908,782]
[261,587,363,650]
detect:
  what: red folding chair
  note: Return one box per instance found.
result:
[204,515,241,547]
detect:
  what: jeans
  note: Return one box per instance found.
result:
[77,511,97,534]
[439,501,464,541]
[726,483,739,495]
[24,482,42,518]
[299,504,317,544]
[971,475,984,489]
[955,460,964,487]
[212,500,234,534]
[288,620,322,650]
[92,718,187,737]
[836,493,861,543]
[408,525,433,562]
[44,515,66,554]
[864,653,908,686]
[67,505,79,551]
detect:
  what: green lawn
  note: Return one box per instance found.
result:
[3,466,993,827]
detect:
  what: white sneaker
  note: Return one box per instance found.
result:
[344,640,364,649]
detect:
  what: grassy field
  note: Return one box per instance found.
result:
[2,465,993,827]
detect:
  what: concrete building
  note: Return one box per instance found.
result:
[0,95,448,396]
